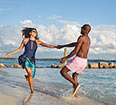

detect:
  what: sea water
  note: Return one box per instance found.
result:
[1,59,116,67]
[36,68,116,105]
[0,60,116,105]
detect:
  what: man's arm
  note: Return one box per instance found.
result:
[57,42,77,49]
[60,36,83,63]
[67,37,83,58]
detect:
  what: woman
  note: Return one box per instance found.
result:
[3,27,57,94]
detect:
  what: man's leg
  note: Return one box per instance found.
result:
[60,66,78,87]
[72,73,79,97]
[72,73,79,86]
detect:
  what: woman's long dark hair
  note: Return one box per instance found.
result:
[22,27,39,40]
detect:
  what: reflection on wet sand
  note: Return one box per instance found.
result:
[22,94,33,105]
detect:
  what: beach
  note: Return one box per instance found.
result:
[0,64,116,105]
[0,93,18,105]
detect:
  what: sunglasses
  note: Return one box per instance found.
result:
[32,31,37,33]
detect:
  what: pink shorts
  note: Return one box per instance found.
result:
[66,56,87,74]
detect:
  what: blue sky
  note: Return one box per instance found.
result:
[0,0,116,59]
[0,0,116,26]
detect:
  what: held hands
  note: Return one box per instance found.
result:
[52,45,63,49]
[56,45,63,49]
[60,57,67,63]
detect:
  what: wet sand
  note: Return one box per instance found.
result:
[0,68,107,105]
[0,93,18,105]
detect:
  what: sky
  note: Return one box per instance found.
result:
[0,0,116,59]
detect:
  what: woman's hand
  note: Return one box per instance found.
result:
[3,53,9,57]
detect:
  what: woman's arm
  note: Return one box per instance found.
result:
[38,40,56,48]
[3,39,25,57]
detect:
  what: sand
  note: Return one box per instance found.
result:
[0,93,19,105]
[0,68,107,105]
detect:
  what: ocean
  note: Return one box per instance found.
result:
[0,59,116,105]
[1,59,116,67]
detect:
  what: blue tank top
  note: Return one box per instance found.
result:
[23,39,37,64]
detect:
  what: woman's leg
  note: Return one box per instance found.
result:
[25,67,34,94]
[24,75,29,82]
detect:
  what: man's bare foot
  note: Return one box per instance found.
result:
[73,84,77,97]
[24,75,29,82]
[73,83,80,97]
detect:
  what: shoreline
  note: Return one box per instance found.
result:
[0,87,105,105]
[0,67,115,105]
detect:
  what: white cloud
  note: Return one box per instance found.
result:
[58,20,81,26]
[48,15,62,20]
[20,20,32,25]
[0,20,116,59]
[89,25,116,54]
[0,27,19,46]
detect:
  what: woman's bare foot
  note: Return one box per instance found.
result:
[24,75,29,82]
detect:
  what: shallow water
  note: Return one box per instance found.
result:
[0,67,116,105]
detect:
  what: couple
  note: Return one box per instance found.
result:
[3,24,91,97]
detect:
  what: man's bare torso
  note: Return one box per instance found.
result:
[76,35,90,58]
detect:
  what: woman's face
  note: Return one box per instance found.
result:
[30,29,38,38]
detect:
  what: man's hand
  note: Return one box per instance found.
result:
[56,45,63,49]
[60,57,67,63]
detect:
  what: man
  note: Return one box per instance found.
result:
[57,24,91,97]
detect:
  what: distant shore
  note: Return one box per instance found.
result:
[0,61,116,69]
[1,57,116,61]
[1,58,116,69]
[0,58,61,61]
